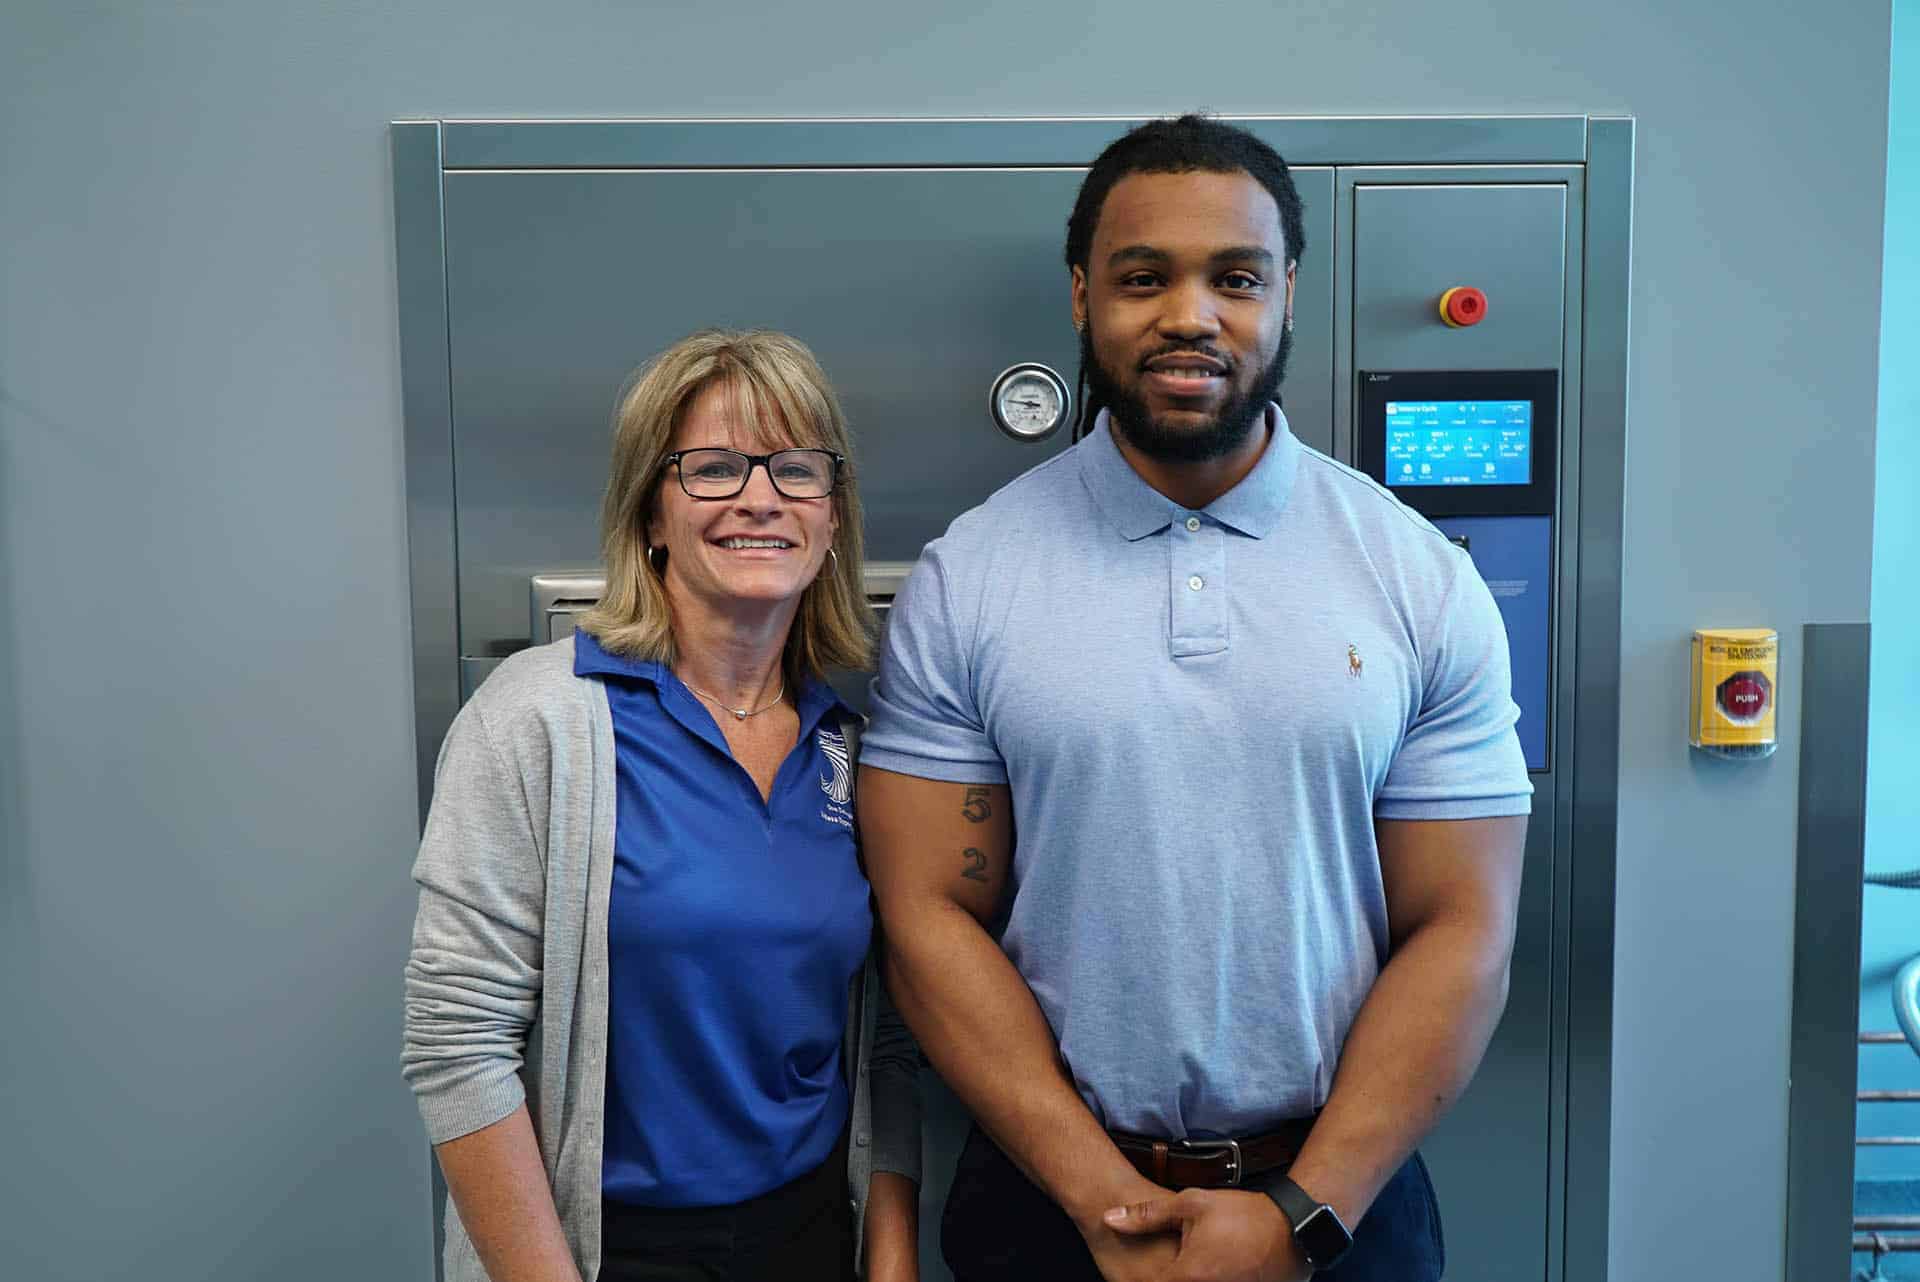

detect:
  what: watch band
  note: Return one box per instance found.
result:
[1263,1171,1321,1228]
[1258,1173,1355,1271]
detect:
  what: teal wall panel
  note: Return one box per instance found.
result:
[1862,0,1920,1182]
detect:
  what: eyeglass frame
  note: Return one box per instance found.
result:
[661,447,846,500]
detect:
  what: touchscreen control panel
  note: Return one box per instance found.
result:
[1359,369,1558,771]
[1384,399,1532,488]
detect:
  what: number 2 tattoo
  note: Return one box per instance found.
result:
[960,847,990,883]
[961,786,992,824]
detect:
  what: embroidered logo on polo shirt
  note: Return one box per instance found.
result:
[1348,644,1364,678]
[817,726,854,831]
[818,727,852,804]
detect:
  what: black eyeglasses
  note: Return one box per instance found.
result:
[665,448,844,500]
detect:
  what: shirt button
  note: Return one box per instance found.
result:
[855,1131,871,1147]
[1186,516,1201,532]
[1188,575,1204,591]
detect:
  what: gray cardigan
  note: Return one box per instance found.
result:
[402,637,920,1282]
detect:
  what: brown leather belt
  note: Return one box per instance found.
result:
[1110,1118,1313,1190]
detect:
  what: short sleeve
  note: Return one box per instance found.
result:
[1375,554,1534,820]
[859,544,1008,784]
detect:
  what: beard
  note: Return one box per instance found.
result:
[1085,325,1292,462]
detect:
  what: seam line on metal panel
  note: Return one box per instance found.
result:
[437,126,465,667]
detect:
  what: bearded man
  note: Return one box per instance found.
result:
[859,114,1531,1282]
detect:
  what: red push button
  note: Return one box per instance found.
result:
[1715,670,1772,725]
[1439,286,1488,327]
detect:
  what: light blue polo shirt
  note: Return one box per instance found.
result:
[862,407,1531,1139]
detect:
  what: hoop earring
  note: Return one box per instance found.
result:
[647,544,667,574]
[828,546,839,566]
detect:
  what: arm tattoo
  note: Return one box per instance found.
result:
[960,847,990,883]
[961,787,992,824]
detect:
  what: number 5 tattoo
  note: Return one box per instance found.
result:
[960,848,990,883]
[961,786,992,824]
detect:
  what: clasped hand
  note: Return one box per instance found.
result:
[1084,1186,1310,1282]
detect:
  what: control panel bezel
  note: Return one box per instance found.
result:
[1357,368,1559,518]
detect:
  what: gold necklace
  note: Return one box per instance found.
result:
[678,672,786,721]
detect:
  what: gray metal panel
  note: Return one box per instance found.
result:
[1332,165,1579,466]
[441,116,1590,170]
[460,656,506,701]
[392,122,460,826]
[443,167,1072,656]
[1331,164,1584,1282]
[1424,829,1554,1282]
[442,167,1336,657]
[1284,166,1336,457]
[1786,622,1870,1282]
[1541,166,1586,1282]
[392,126,459,1266]
[1560,116,1631,1282]
[1352,181,1569,373]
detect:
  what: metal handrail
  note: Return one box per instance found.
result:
[1856,880,1920,1264]
[1857,1232,1920,1253]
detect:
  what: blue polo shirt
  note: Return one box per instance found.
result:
[863,407,1531,1138]
[573,632,871,1208]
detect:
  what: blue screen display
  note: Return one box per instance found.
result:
[1384,400,1533,487]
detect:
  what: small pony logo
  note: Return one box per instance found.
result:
[1347,645,1364,678]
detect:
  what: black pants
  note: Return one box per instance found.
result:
[942,1124,1445,1282]
[600,1134,854,1282]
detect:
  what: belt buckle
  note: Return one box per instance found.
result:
[1174,1137,1243,1187]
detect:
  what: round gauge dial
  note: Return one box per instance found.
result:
[989,363,1071,442]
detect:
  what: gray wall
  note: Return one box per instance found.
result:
[0,3,1889,1280]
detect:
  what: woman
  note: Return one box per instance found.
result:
[403,329,920,1282]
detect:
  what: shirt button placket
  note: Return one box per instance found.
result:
[1171,513,1204,651]
[1184,515,1207,593]
[1170,515,1229,657]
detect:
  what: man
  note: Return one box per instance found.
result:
[858,115,1530,1282]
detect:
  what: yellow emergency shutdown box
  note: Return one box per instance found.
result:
[1690,628,1779,759]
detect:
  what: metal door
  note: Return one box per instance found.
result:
[1341,169,1584,1282]
[442,166,1334,677]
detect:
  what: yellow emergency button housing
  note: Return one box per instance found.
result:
[1690,628,1779,759]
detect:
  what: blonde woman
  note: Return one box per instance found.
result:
[403,330,920,1282]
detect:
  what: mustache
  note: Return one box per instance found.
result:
[1135,342,1236,372]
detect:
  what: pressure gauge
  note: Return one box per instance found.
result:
[989,363,1071,442]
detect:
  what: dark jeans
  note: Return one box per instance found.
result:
[600,1134,854,1282]
[942,1124,1445,1282]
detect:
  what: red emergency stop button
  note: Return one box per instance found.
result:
[1439,286,1488,328]
[1715,670,1772,725]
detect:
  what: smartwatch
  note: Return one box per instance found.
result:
[1262,1174,1354,1271]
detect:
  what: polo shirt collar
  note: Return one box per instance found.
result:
[1078,403,1300,541]
[571,630,850,732]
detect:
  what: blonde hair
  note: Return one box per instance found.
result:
[579,329,875,679]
